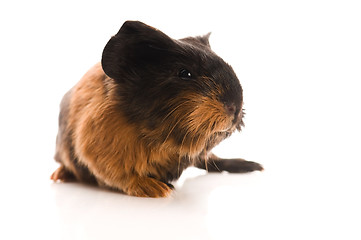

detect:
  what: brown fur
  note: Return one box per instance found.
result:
[51,21,263,197]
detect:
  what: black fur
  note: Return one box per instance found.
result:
[102,21,243,142]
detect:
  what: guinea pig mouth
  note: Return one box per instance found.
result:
[209,112,241,134]
[215,121,235,134]
[216,115,243,133]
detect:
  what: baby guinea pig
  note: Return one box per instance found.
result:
[51,21,263,197]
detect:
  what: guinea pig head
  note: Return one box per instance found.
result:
[101,21,244,156]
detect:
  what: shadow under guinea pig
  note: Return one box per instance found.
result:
[172,167,264,199]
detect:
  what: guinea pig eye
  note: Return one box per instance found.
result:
[178,69,192,79]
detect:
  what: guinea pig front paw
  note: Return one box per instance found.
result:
[196,157,264,173]
[125,176,173,198]
[220,159,264,173]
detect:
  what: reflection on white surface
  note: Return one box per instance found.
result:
[1,160,360,240]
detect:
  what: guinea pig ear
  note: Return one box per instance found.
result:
[180,32,212,49]
[101,21,176,81]
[195,32,211,48]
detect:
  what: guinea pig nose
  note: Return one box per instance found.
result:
[225,103,236,116]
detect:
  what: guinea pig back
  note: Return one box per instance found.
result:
[51,21,263,197]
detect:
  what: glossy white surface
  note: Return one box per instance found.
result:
[1,0,360,239]
[1,158,361,240]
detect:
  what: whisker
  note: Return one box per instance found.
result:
[163,115,185,144]
[211,159,221,172]
[161,99,196,144]
[178,127,192,176]
[161,100,193,123]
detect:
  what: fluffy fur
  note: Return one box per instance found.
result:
[51,21,263,197]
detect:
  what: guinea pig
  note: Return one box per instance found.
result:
[51,21,263,197]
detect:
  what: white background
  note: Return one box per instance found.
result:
[0,0,360,239]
